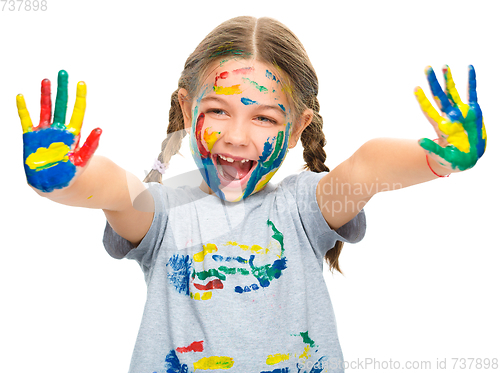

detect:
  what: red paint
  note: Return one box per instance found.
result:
[232,67,254,75]
[195,113,209,158]
[193,279,224,291]
[39,79,52,129]
[214,71,229,86]
[176,340,204,353]
[69,128,102,167]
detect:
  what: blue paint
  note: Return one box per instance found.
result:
[278,103,285,112]
[265,69,280,84]
[212,255,248,264]
[260,368,289,373]
[234,283,259,293]
[241,97,258,105]
[23,128,76,193]
[164,350,190,373]
[166,255,192,296]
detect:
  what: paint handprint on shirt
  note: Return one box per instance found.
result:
[166,219,286,300]
[152,331,328,373]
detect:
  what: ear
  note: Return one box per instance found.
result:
[178,88,192,132]
[288,108,314,149]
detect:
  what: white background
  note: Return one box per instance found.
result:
[1,0,499,372]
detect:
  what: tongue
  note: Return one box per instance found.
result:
[219,158,252,180]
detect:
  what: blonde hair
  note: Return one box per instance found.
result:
[144,16,344,274]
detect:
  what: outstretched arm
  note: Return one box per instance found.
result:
[18,70,154,246]
[318,65,487,230]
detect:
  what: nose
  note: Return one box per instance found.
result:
[223,118,250,147]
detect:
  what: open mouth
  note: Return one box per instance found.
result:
[212,154,258,184]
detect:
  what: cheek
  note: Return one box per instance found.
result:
[192,113,221,157]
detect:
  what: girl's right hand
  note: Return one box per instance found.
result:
[17,70,102,193]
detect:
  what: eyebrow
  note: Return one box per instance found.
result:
[200,96,286,115]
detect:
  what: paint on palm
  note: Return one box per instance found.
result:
[414,65,487,171]
[17,70,102,192]
[166,219,286,300]
[152,331,329,373]
[188,64,292,202]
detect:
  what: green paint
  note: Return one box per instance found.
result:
[242,77,268,93]
[291,331,316,347]
[52,70,68,128]
[219,266,250,276]
[194,268,226,281]
[263,131,284,168]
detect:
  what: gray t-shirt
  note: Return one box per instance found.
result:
[103,171,366,373]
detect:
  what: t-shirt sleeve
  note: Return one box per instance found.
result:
[102,183,168,280]
[281,171,367,259]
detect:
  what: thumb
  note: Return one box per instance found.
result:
[69,128,102,167]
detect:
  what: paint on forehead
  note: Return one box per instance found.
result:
[242,77,268,93]
[265,70,281,84]
[214,71,229,86]
[232,67,254,75]
[213,85,243,95]
[241,97,258,105]
[278,103,285,112]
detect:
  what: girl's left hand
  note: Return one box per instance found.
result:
[414,65,487,172]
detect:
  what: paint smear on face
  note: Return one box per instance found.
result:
[213,85,243,95]
[242,77,268,93]
[203,128,220,152]
[265,69,281,84]
[241,97,258,105]
[232,67,254,75]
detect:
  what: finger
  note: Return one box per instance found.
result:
[442,65,468,117]
[425,66,452,114]
[418,137,447,159]
[414,87,448,135]
[468,65,478,104]
[69,128,102,167]
[16,94,33,134]
[39,79,52,129]
[52,70,69,129]
[66,81,87,136]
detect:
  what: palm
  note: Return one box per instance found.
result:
[17,70,101,193]
[414,65,487,171]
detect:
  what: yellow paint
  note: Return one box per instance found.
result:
[213,84,243,95]
[482,120,487,148]
[266,353,290,365]
[66,81,87,136]
[25,142,70,170]
[255,169,277,192]
[190,291,212,301]
[224,241,269,255]
[444,68,469,118]
[194,243,218,262]
[203,128,219,152]
[87,195,93,199]
[193,356,234,370]
[414,88,470,153]
[16,94,33,134]
[299,345,311,359]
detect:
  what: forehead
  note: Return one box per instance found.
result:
[201,59,285,96]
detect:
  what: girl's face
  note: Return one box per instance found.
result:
[181,59,310,202]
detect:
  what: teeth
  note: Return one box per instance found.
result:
[218,154,250,163]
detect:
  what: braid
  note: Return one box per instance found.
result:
[300,96,329,173]
[143,88,187,183]
[301,95,344,274]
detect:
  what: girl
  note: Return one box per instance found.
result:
[17,16,486,373]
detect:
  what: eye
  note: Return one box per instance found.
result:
[256,116,278,125]
[206,108,227,117]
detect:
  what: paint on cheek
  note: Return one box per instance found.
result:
[242,77,268,93]
[194,113,210,158]
[203,127,220,152]
[241,97,258,105]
